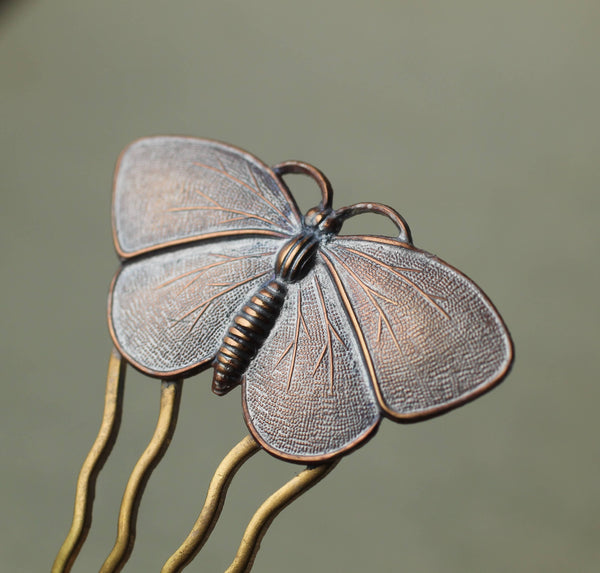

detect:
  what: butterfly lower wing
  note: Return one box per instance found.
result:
[323,236,513,421]
[243,262,381,462]
[113,137,302,258]
[109,236,284,378]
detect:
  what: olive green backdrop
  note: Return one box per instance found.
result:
[1,2,598,571]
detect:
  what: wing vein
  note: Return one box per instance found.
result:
[171,270,270,329]
[326,249,434,403]
[191,160,296,228]
[314,276,341,393]
[274,342,294,369]
[286,290,303,392]
[339,246,450,318]
[246,163,296,226]
[155,255,246,291]
[167,206,275,227]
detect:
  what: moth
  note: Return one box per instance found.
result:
[108,136,513,463]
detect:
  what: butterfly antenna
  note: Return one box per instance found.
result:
[273,160,334,211]
[335,202,413,244]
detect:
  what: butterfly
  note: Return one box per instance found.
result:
[108,136,513,463]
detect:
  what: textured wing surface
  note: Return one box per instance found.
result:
[113,137,302,257]
[244,262,380,462]
[109,237,283,377]
[323,237,513,420]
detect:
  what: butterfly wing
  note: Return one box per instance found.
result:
[109,236,286,378]
[322,236,513,421]
[113,136,302,258]
[243,262,381,462]
[110,137,302,377]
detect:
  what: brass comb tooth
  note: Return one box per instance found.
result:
[100,377,182,573]
[52,349,125,573]
[53,349,336,573]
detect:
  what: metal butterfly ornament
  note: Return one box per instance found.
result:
[108,136,513,463]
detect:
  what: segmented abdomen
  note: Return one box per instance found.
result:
[212,278,287,395]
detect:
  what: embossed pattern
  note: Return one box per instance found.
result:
[110,237,284,376]
[108,136,513,462]
[113,137,301,257]
[244,264,380,460]
[323,237,512,420]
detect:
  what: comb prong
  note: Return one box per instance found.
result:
[225,459,339,573]
[161,435,261,573]
[52,348,126,573]
[100,378,183,573]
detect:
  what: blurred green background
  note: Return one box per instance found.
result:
[1,1,598,571]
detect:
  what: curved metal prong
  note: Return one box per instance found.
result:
[52,348,126,573]
[161,435,261,573]
[335,202,413,244]
[99,379,183,573]
[273,161,334,211]
[225,459,340,573]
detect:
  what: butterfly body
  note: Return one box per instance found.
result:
[213,224,333,395]
[212,278,287,395]
[109,136,513,463]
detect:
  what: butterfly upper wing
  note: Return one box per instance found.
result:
[110,137,301,376]
[109,236,286,377]
[112,136,302,258]
[243,262,381,462]
[322,236,513,421]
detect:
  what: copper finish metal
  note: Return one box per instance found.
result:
[161,435,261,573]
[272,160,334,210]
[99,379,183,573]
[225,459,339,573]
[108,136,512,463]
[52,348,126,573]
[55,136,514,571]
[334,202,413,243]
[111,137,300,259]
[212,279,288,395]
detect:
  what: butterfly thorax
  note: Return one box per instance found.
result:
[274,229,321,283]
[212,227,325,396]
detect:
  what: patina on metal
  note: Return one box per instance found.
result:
[109,136,513,462]
[54,136,513,572]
